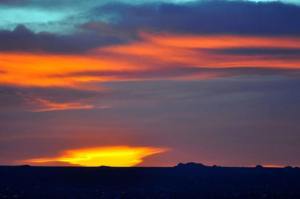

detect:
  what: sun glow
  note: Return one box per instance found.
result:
[26,146,168,167]
[261,165,285,168]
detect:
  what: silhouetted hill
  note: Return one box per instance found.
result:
[255,165,264,169]
[1,164,300,198]
[175,162,208,169]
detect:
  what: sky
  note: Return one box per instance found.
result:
[0,0,300,167]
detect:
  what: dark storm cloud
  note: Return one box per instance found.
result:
[0,25,124,54]
[51,67,300,79]
[85,1,300,36]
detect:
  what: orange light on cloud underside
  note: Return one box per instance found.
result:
[99,33,300,70]
[0,52,138,87]
[25,146,169,167]
[142,32,300,49]
[30,98,111,112]
[1,33,300,88]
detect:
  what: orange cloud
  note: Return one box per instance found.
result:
[100,33,300,69]
[24,146,169,167]
[0,33,300,89]
[32,98,94,112]
[0,52,134,87]
[142,32,300,49]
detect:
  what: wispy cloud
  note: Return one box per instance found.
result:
[32,98,94,112]
[31,98,111,112]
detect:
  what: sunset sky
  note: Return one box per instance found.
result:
[1,0,300,167]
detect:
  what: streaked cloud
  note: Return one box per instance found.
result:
[0,85,112,112]
[1,33,299,89]
[31,98,95,112]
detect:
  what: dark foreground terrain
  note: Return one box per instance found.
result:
[1,163,300,199]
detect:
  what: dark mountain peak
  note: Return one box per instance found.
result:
[19,165,31,167]
[284,166,293,169]
[175,162,209,169]
[255,165,264,169]
[99,166,111,168]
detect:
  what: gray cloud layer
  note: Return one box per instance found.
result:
[1,1,300,54]
[86,1,300,35]
[0,25,124,54]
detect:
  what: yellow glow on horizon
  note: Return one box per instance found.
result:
[26,146,169,167]
[261,165,285,168]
